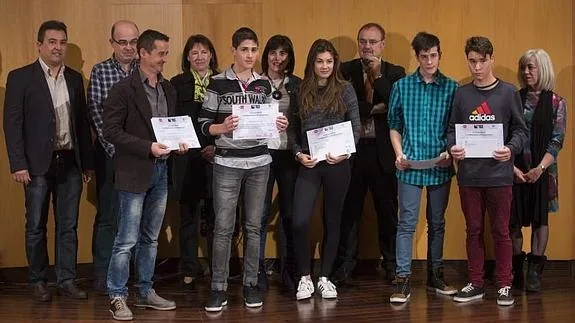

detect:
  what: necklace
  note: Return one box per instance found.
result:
[270,76,285,100]
[233,68,254,92]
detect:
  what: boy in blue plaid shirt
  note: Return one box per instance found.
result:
[387,32,458,303]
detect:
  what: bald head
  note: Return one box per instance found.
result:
[110,20,139,65]
[111,20,139,39]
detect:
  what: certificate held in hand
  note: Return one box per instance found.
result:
[232,103,279,140]
[455,123,504,158]
[151,116,201,150]
[307,121,356,162]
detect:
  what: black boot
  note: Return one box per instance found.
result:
[427,267,457,295]
[512,252,526,290]
[526,253,546,292]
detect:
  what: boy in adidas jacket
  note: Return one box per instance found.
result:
[447,36,527,306]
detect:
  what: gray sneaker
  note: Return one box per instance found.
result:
[135,290,176,310]
[110,297,133,321]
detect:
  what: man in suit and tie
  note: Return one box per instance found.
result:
[333,23,406,284]
[3,20,94,302]
[103,29,187,321]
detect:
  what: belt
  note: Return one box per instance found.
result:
[215,145,268,158]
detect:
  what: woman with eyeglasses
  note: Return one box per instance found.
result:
[170,34,219,289]
[291,39,360,300]
[257,35,301,292]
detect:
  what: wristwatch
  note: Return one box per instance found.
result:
[539,164,546,171]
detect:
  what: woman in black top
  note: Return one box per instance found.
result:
[292,39,360,301]
[257,35,301,292]
[170,34,218,288]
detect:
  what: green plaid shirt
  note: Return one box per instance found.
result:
[388,69,458,186]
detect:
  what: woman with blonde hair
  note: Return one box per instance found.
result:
[511,49,567,292]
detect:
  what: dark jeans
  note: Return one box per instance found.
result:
[293,160,351,277]
[259,149,298,286]
[92,142,118,280]
[180,155,214,277]
[24,150,83,284]
[107,162,168,298]
[335,141,398,275]
[459,186,513,288]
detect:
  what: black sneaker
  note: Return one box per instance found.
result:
[453,283,485,302]
[205,290,227,312]
[497,286,515,306]
[427,268,457,295]
[243,285,263,308]
[389,276,411,303]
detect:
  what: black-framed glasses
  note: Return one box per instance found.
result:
[112,38,138,47]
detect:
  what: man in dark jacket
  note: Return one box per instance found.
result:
[333,22,405,284]
[3,20,94,302]
[103,29,188,321]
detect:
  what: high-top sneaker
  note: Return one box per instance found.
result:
[427,267,457,295]
[389,276,411,303]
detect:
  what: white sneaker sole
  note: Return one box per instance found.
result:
[245,300,263,308]
[296,291,313,300]
[497,299,515,306]
[389,294,411,303]
[321,293,337,299]
[453,293,484,303]
[205,300,227,312]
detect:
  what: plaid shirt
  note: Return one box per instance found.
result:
[388,69,458,186]
[87,56,138,157]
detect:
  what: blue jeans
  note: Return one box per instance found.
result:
[107,162,168,299]
[259,150,298,286]
[24,151,83,284]
[395,179,451,277]
[211,163,269,291]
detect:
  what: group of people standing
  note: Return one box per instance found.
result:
[2,18,565,322]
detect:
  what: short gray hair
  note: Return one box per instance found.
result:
[518,49,555,91]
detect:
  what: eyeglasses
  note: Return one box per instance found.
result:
[359,39,382,46]
[112,38,138,47]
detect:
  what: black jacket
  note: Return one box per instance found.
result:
[3,60,94,175]
[340,59,405,173]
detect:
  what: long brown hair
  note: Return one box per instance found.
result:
[299,39,346,118]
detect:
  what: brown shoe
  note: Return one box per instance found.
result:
[57,281,88,299]
[33,282,52,302]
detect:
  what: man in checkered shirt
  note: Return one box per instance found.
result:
[87,20,139,292]
[387,31,458,304]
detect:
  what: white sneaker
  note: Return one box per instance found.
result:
[296,276,315,300]
[317,277,337,299]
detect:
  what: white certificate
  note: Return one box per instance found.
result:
[151,116,201,150]
[232,103,279,140]
[307,121,356,162]
[406,155,444,170]
[455,123,504,158]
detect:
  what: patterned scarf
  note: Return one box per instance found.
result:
[192,69,212,102]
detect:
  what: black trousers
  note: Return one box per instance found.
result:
[292,160,351,277]
[334,140,398,275]
[179,155,214,277]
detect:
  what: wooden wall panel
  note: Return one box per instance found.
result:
[0,0,573,268]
